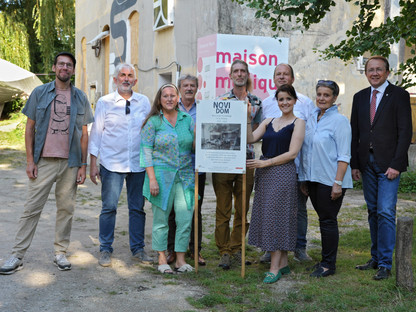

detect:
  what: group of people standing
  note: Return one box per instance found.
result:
[245,56,412,283]
[0,52,412,288]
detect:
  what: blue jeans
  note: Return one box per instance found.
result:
[296,181,308,250]
[99,165,146,255]
[361,153,400,270]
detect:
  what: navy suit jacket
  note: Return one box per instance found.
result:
[350,82,412,173]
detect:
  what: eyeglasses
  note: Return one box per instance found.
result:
[366,67,387,74]
[126,100,130,115]
[56,62,74,69]
[317,80,339,96]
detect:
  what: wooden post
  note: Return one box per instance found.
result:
[395,216,414,291]
[194,170,199,273]
[241,173,246,278]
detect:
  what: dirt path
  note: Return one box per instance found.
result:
[0,163,206,312]
[0,160,414,311]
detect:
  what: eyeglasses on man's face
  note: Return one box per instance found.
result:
[56,62,74,69]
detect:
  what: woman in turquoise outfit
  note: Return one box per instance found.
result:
[140,84,195,274]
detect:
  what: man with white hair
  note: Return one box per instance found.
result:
[89,63,152,267]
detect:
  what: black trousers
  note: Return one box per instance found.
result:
[168,173,206,253]
[308,182,346,270]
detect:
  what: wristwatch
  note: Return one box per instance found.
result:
[334,180,343,186]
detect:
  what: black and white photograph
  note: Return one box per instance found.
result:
[200,123,241,151]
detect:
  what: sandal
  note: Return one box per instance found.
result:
[263,271,282,284]
[174,263,194,273]
[190,253,206,266]
[158,264,173,274]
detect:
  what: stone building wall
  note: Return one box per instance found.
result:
[75,0,409,120]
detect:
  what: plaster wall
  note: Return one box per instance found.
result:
[75,0,220,102]
[75,0,405,120]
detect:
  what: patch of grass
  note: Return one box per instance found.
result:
[0,113,26,167]
[163,281,178,285]
[178,218,416,311]
[0,113,25,150]
[398,193,416,201]
[0,149,26,167]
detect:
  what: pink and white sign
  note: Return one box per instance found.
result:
[196,34,289,101]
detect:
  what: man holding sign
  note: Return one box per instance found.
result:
[213,59,262,270]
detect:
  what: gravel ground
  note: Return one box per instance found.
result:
[0,160,414,312]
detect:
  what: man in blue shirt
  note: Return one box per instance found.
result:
[0,52,94,275]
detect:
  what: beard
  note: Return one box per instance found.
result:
[56,73,71,83]
[233,80,247,87]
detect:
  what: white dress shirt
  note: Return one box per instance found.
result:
[370,80,389,110]
[261,91,315,172]
[261,91,315,121]
[89,90,151,173]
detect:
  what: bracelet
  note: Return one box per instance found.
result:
[81,163,88,166]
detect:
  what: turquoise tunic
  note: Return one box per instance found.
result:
[140,110,195,211]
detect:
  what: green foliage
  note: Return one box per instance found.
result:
[34,0,75,72]
[398,171,416,193]
[0,0,75,75]
[232,0,416,88]
[233,0,337,32]
[353,179,362,190]
[0,13,30,70]
[1,98,25,119]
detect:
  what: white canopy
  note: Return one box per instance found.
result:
[0,59,43,104]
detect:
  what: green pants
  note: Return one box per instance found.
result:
[152,177,194,252]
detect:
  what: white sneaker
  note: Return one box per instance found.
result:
[54,254,72,271]
[0,256,23,275]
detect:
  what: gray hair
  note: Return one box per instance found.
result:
[316,80,339,97]
[177,74,198,89]
[113,63,136,78]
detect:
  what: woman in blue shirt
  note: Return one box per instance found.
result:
[299,80,353,278]
[140,84,195,274]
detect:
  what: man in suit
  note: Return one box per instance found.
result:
[351,55,412,280]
